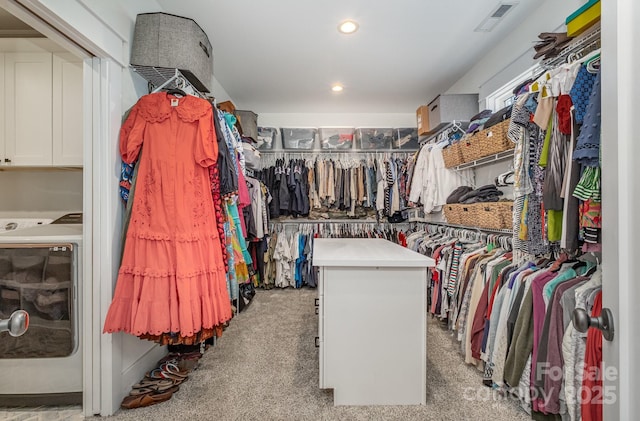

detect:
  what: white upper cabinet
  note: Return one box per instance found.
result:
[3,52,53,166]
[52,53,83,166]
[1,48,83,167]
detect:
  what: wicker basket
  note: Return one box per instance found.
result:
[442,142,465,168]
[461,120,513,163]
[458,204,479,227]
[443,204,463,224]
[475,201,514,230]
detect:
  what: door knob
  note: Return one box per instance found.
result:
[0,310,29,337]
[4,158,11,163]
[573,307,615,341]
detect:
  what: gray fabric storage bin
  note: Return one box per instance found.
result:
[131,13,213,93]
[236,110,258,141]
[426,94,478,135]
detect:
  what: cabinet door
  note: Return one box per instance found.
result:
[52,53,83,166]
[4,52,53,166]
[0,54,5,164]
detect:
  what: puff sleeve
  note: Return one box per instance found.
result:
[119,102,146,164]
[195,106,218,167]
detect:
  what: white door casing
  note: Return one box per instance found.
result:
[602,0,640,420]
[2,0,126,416]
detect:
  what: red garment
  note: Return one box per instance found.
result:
[209,165,228,272]
[581,291,603,421]
[470,281,490,360]
[556,94,573,135]
[429,244,448,315]
[486,274,502,319]
[104,93,232,339]
[398,231,407,247]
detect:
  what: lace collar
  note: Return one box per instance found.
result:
[137,92,211,123]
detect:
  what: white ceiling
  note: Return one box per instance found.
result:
[157,0,542,114]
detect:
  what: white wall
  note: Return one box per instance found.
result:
[259,113,415,128]
[446,0,585,104]
[0,169,82,213]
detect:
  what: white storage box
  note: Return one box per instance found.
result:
[319,127,355,150]
[130,13,213,93]
[393,128,420,150]
[281,128,317,150]
[356,128,394,150]
[257,127,278,150]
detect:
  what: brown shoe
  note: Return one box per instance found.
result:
[120,386,178,409]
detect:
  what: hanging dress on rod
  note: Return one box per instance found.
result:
[103,92,232,340]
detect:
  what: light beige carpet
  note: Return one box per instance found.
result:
[103,288,530,421]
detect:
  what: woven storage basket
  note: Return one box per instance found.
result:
[442,142,465,168]
[458,204,479,227]
[443,204,463,224]
[475,201,514,230]
[461,120,513,162]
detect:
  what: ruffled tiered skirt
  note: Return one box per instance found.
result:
[103,230,232,338]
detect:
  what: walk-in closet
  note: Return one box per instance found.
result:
[0,0,637,420]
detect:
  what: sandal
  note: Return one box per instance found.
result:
[146,368,187,384]
[159,352,202,370]
[120,386,178,409]
[159,362,190,378]
[158,351,202,364]
[131,378,175,393]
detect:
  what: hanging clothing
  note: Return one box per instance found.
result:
[104,92,231,340]
[213,106,238,197]
[581,291,603,421]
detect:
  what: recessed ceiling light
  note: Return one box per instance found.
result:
[331,84,344,92]
[338,20,359,34]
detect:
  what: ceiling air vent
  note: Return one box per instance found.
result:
[474,2,518,32]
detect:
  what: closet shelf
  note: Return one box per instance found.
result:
[541,24,601,69]
[453,149,515,170]
[131,66,207,98]
[132,66,184,90]
[419,120,469,145]
[0,279,71,290]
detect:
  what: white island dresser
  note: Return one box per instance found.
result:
[312,238,435,406]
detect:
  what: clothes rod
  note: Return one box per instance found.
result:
[269,219,413,224]
[422,221,513,235]
[258,149,418,154]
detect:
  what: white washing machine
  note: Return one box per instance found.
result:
[0,216,83,405]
